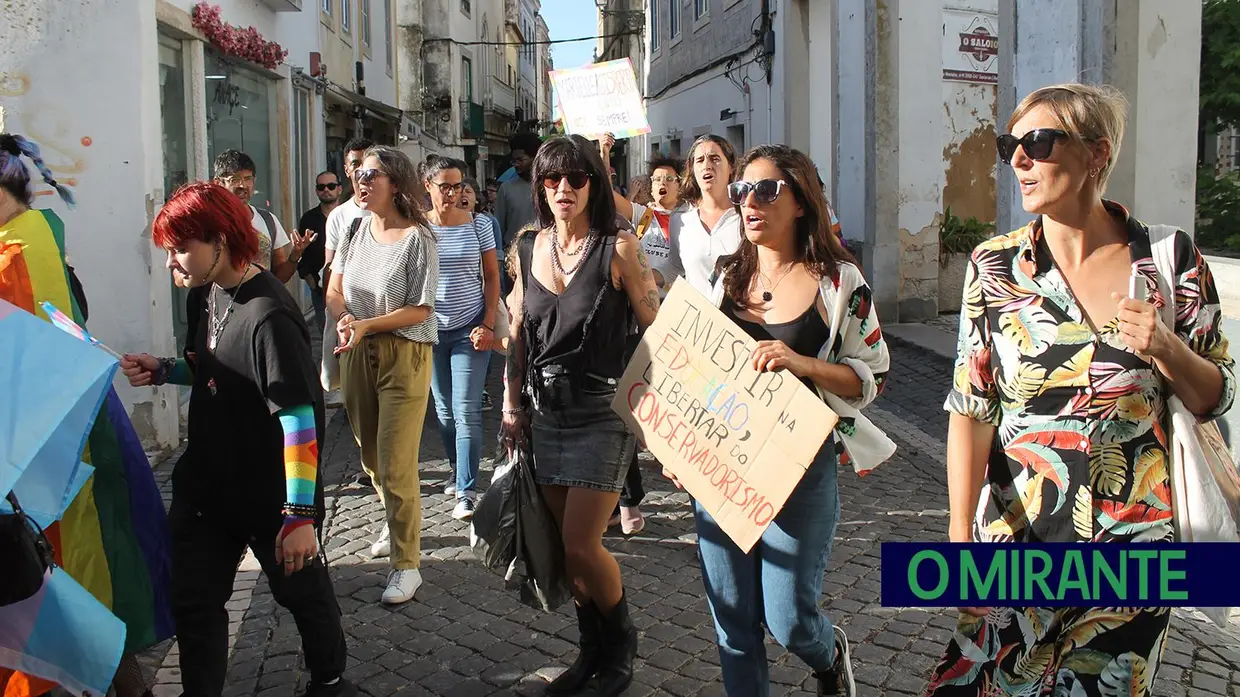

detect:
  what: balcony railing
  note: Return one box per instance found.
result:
[462,101,485,139]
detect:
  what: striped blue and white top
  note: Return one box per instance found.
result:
[431,215,497,332]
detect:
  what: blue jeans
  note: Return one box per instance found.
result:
[694,441,841,697]
[306,278,326,331]
[430,315,489,496]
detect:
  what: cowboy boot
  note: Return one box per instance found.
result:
[588,591,637,697]
[545,601,603,695]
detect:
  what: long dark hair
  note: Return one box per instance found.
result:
[365,145,431,230]
[679,134,736,206]
[718,144,857,309]
[0,133,75,207]
[530,135,619,237]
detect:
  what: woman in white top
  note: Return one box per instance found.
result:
[609,134,742,297]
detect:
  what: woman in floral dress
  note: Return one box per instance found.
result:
[926,83,1235,696]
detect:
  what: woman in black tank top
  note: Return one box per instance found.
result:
[699,145,885,697]
[499,136,662,697]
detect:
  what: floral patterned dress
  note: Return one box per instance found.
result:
[924,202,1236,697]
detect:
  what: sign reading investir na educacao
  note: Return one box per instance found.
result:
[612,280,838,552]
[550,58,651,139]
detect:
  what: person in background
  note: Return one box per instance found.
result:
[461,176,503,411]
[326,146,439,606]
[626,174,653,207]
[297,170,341,330]
[701,144,894,697]
[212,150,314,282]
[495,131,543,251]
[483,178,500,214]
[0,133,173,697]
[422,158,500,520]
[926,83,1235,697]
[321,137,375,409]
[122,181,353,697]
[501,135,661,697]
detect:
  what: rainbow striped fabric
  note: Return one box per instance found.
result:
[0,209,173,697]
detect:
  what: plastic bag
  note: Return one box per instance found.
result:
[470,439,572,612]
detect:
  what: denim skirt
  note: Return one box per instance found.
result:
[529,374,636,492]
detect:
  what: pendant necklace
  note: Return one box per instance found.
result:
[756,263,794,303]
[207,264,255,351]
[550,229,598,282]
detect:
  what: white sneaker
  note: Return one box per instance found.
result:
[324,389,343,408]
[369,524,391,558]
[443,483,457,496]
[452,497,475,520]
[381,568,422,605]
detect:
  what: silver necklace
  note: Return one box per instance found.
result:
[756,263,795,302]
[208,264,255,350]
[550,230,598,281]
[555,232,588,257]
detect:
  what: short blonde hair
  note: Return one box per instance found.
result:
[1007,83,1128,190]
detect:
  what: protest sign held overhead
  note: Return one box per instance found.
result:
[612,280,838,552]
[550,58,651,139]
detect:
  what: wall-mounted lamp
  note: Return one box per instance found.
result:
[720,108,739,120]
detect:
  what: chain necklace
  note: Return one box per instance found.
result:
[550,229,598,281]
[756,263,795,303]
[555,231,589,257]
[207,264,256,350]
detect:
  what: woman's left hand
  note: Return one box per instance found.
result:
[470,325,495,352]
[1113,293,1174,361]
[334,318,370,354]
[751,340,809,376]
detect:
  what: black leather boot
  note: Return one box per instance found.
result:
[588,591,637,697]
[545,601,602,696]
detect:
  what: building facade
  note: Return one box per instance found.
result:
[643,0,1202,323]
[595,0,650,184]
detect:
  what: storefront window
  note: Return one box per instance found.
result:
[205,49,278,216]
[294,87,313,218]
[159,33,192,353]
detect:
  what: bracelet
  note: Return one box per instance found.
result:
[336,309,350,321]
[481,324,494,332]
[282,503,318,518]
[152,357,177,386]
[502,407,525,415]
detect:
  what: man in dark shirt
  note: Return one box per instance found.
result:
[297,171,341,329]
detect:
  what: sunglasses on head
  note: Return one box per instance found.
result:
[542,171,591,190]
[355,168,385,184]
[316,182,339,191]
[996,128,1069,164]
[727,179,790,206]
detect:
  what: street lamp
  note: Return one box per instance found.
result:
[594,0,645,34]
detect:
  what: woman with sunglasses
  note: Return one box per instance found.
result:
[326,146,439,606]
[500,135,661,697]
[421,157,501,521]
[926,84,1234,696]
[695,145,892,697]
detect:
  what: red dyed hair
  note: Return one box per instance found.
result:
[152,182,258,270]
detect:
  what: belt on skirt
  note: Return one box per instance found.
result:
[531,365,618,393]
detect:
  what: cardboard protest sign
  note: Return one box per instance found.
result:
[550,58,651,139]
[612,280,838,552]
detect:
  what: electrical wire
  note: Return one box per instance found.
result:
[424,31,637,47]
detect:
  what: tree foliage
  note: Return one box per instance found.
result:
[1201,0,1240,131]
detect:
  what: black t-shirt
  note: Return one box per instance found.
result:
[176,270,325,523]
[297,205,329,281]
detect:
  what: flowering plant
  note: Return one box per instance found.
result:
[191,2,288,70]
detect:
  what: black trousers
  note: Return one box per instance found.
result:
[169,499,347,697]
[618,450,645,508]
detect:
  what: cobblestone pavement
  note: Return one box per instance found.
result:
[137,339,1240,697]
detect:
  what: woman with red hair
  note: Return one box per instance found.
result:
[120,182,354,697]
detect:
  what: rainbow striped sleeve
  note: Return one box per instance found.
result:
[277,404,318,534]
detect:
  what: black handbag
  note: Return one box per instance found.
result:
[0,492,54,606]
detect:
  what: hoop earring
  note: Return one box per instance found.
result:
[1088,168,1099,178]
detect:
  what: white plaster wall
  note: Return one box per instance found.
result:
[645,65,776,162]
[0,0,179,447]
[806,0,835,197]
[167,0,280,37]
[835,0,867,245]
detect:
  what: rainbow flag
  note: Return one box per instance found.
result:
[0,209,173,697]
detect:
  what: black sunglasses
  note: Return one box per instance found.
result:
[316,182,340,191]
[727,179,789,206]
[996,128,1069,164]
[355,168,385,184]
[542,171,591,190]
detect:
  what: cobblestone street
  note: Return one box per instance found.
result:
[139,340,1240,697]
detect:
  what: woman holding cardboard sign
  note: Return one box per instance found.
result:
[695,144,895,697]
[499,135,661,697]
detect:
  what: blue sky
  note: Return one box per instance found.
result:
[543,0,598,72]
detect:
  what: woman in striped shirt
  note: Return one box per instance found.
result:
[422,157,501,521]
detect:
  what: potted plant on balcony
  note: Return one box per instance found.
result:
[938,207,995,313]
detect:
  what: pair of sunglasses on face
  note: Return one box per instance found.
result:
[996,128,1071,164]
[316,182,340,191]
[542,171,592,190]
[727,179,790,206]
[354,168,389,185]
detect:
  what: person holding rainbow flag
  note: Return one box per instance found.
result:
[0,133,174,697]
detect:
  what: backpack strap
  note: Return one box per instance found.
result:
[635,207,656,240]
[517,228,537,288]
[256,207,278,267]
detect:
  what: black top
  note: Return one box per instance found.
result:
[723,298,831,392]
[520,231,631,382]
[178,270,325,522]
[296,205,329,281]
